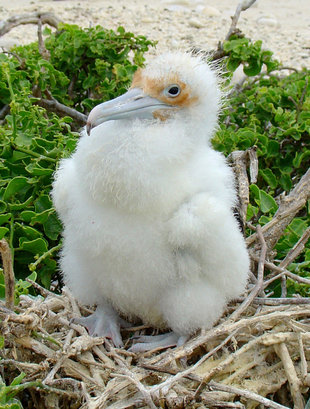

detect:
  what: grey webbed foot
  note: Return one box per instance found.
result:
[129,332,188,352]
[73,303,125,348]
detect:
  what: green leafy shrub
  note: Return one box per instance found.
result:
[223,35,279,75]
[0,24,154,292]
[0,26,308,297]
[14,24,154,112]
[213,36,310,295]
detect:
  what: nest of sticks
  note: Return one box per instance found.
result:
[1,151,310,409]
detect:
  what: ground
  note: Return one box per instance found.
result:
[0,0,309,68]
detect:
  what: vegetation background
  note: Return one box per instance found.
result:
[0,1,309,408]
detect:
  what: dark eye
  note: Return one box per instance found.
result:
[164,84,181,98]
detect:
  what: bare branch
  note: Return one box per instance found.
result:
[35,94,87,126]
[208,380,290,409]
[229,225,266,321]
[0,239,15,310]
[280,226,310,269]
[235,297,310,305]
[228,150,250,230]
[274,343,304,409]
[37,17,50,60]
[228,147,257,230]
[247,168,310,250]
[225,0,257,41]
[0,12,60,37]
[249,255,310,287]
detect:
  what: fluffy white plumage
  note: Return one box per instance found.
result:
[52,52,249,350]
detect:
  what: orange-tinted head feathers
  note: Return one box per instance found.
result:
[131,68,198,109]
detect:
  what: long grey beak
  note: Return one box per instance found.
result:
[86,88,171,135]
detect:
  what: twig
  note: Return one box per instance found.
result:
[228,147,257,230]
[37,17,50,60]
[200,396,245,408]
[0,12,60,37]
[36,95,87,125]
[247,168,310,250]
[228,150,249,230]
[25,278,55,298]
[149,329,239,398]
[248,146,258,183]
[298,333,308,382]
[225,0,257,41]
[249,255,310,287]
[235,297,310,305]
[111,354,157,409]
[193,329,278,398]
[274,342,304,409]
[279,226,310,269]
[208,380,290,409]
[146,307,310,367]
[212,0,257,61]
[0,239,15,310]
[230,225,266,321]
[281,276,287,298]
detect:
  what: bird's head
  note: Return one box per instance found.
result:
[86,52,222,136]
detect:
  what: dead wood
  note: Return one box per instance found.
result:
[246,167,310,251]
[0,12,60,37]
[35,93,87,125]
[0,238,15,310]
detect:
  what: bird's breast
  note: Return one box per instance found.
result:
[74,121,196,215]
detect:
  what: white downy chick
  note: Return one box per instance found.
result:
[52,52,249,351]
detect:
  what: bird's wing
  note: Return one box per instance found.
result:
[166,192,249,296]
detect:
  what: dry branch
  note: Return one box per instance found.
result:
[246,167,310,250]
[225,0,257,41]
[0,12,60,37]
[236,297,310,305]
[280,226,310,269]
[228,147,258,231]
[208,381,290,409]
[1,288,310,408]
[229,224,266,321]
[36,95,87,125]
[274,342,304,409]
[0,239,15,310]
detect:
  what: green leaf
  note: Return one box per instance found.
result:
[3,177,30,201]
[0,227,9,239]
[43,213,62,240]
[19,238,48,255]
[10,373,26,387]
[260,190,278,213]
[279,174,292,191]
[259,169,278,189]
[0,214,11,226]
[19,211,36,223]
[0,201,7,213]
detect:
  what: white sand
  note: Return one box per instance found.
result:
[0,0,309,68]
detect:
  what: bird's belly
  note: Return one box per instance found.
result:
[61,202,176,326]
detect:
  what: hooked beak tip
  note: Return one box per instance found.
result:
[86,121,92,136]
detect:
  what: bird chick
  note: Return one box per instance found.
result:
[52,52,249,351]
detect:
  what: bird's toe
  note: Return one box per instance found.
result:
[129,332,187,353]
[73,311,124,348]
